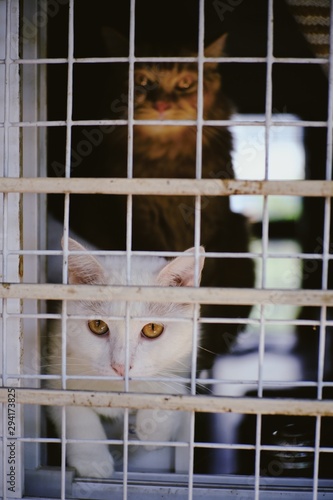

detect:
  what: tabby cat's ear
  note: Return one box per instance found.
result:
[62,237,105,285]
[101,27,129,57]
[157,247,205,288]
[204,33,227,67]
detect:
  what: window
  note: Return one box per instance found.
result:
[1,0,333,498]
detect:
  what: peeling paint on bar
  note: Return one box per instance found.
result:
[0,388,332,416]
[0,178,333,196]
[1,283,333,306]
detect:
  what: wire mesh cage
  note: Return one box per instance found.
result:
[1,0,333,498]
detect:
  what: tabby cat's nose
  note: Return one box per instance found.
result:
[154,100,171,112]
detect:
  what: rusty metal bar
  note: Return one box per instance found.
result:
[0,178,333,196]
[1,283,333,306]
[0,388,332,417]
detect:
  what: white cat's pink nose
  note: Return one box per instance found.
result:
[154,100,171,112]
[112,363,132,376]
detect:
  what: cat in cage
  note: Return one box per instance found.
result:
[49,29,255,371]
[47,237,205,477]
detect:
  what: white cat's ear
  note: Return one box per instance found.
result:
[157,247,205,287]
[204,33,228,61]
[62,237,105,285]
[101,27,129,56]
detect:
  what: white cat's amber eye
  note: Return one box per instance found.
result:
[141,323,164,339]
[88,320,109,336]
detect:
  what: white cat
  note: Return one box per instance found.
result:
[47,238,205,478]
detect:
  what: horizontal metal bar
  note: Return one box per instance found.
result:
[1,388,332,416]
[4,56,328,64]
[5,373,333,389]
[17,436,333,454]
[1,178,333,196]
[3,248,333,261]
[0,119,330,128]
[3,249,333,261]
[1,283,333,306]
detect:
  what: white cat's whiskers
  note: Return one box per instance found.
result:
[197,345,217,356]
[156,367,214,395]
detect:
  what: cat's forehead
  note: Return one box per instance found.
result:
[72,298,185,320]
[135,63,197,81]
[103,255,165,286]
[67,254,194,319]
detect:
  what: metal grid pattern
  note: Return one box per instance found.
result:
[1,0,333,498]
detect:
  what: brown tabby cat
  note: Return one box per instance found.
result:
[61,31,255,369]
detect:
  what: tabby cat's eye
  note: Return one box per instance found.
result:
[135,74,152,88]
[141,323,164,339]
[176,76,194,91]
[88,320,109,336]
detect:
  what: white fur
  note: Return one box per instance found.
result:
[47,238,205,478]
